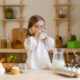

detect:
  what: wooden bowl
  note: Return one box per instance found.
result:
[11,67,20,75]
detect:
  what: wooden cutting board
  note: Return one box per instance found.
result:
[12,28,27,48]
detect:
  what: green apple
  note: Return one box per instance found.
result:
[13,56,18,60]
[9,55,13,59]
[7,57,12,62]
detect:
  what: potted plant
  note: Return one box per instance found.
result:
[5,8,14,19]
[70,34,77,41]
[67,34,77,48]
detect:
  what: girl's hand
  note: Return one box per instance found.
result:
[34,29,42,40]
[42,28,49,38]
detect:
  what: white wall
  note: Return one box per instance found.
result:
[0,0,80,42]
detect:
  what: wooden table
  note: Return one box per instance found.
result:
[0,70,80,80]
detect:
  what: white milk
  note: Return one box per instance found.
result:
[52,60,65,70]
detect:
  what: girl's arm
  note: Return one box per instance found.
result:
[44,37,55,50]
[24,36,37,52]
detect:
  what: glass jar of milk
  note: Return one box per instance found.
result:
[52,48,65,70]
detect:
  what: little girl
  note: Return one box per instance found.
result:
[24,15,55,69]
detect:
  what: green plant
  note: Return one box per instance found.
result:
[5,8,13,12]
[70,34,77,41]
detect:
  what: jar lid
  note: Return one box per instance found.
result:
[12,67,19,70]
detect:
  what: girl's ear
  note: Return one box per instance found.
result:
[29,29,34,34]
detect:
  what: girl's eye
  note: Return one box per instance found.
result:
[40,26,43,28]
[35,26,38,27]
[35,26,38,28]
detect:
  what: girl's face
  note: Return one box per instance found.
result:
[30,20,45,34]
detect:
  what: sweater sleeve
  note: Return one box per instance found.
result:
[24,36,37,52]
[44,37,55,50]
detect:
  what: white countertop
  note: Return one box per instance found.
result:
[0,70,80,80]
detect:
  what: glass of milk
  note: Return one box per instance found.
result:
[39,32,47,39]
[52,48,65,70]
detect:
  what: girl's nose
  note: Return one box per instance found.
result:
[39,27,43,30]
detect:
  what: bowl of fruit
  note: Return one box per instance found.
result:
[3,55,18,72]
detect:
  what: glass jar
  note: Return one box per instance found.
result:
[18,63,28,73]
[1,37,7,48]
[7,37,12,48]
[58,9,66,18]
[52,48,65,70]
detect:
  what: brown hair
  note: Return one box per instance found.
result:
[26,15,45,38]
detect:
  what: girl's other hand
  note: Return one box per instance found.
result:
[42,27,49,38]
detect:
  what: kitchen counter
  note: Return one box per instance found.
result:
[0,70,80,80]
[0,49,27,53]
[0,48,80,53]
